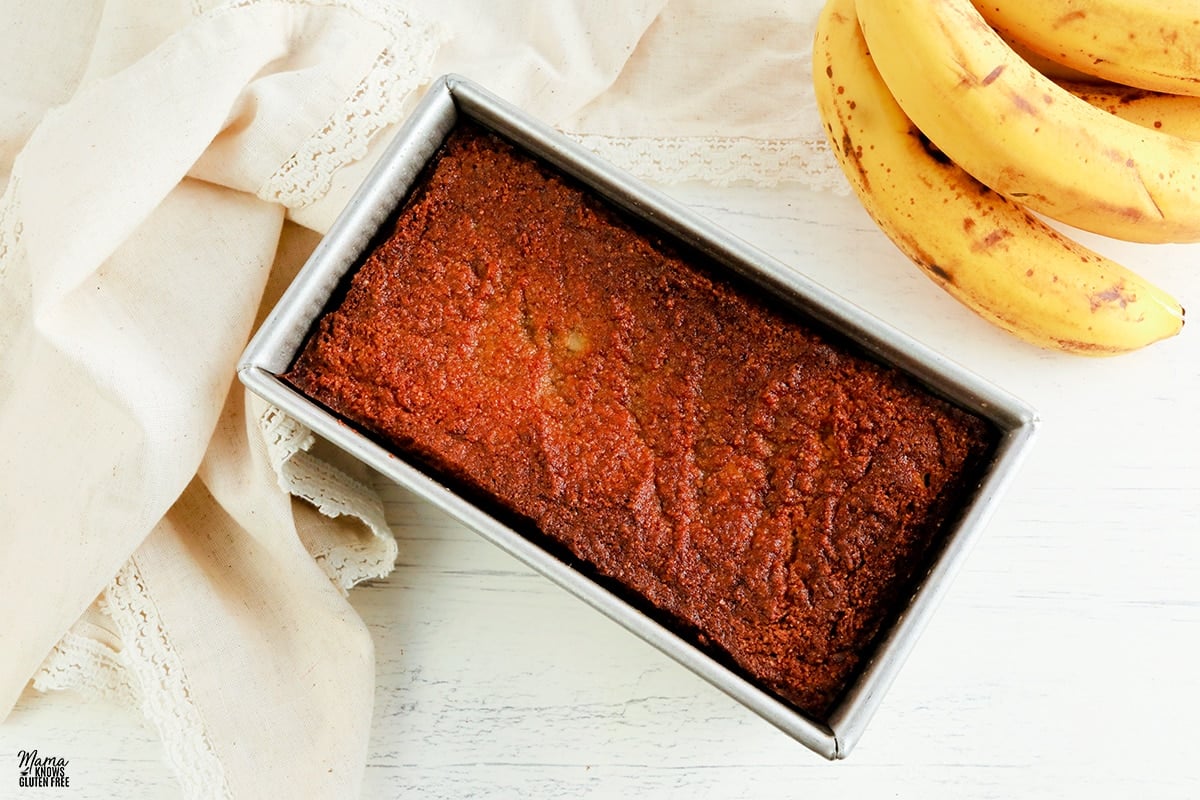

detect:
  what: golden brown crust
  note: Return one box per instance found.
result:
[286,123,995,719]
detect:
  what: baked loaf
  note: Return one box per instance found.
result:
[285,123,995,719]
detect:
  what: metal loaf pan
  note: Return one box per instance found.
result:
[238,74,1039,760]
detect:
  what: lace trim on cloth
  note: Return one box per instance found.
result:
[103,561,233,800]
[259,404,397,591]
[255,0,445,209]
[31,629,140,709]
[564,132,850,193]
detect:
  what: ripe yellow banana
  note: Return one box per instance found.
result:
[1063,81,1200,140]
[855,0,1200,244]
[977,0,1200,97]
[812,0,1183,354]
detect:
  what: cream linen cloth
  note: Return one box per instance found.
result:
[0,0,832,797]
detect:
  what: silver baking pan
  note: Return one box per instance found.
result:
[238,74,1039,760]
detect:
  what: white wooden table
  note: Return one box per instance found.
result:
[4,180,1199,799]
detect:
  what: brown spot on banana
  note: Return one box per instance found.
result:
[921,262,950,284]
[1118,90,1153,104]
[1010,93,1038,115]
[1051,336,1137,355]
[1090,282,1135,311]
[891,229,955,286]
[971,229,1013,251]
[1096,202,1150,222]
[921,260,955,285]
[1054,10,1087,27]
[839,130,870,190]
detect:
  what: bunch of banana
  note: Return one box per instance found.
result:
[812,0,1191,355]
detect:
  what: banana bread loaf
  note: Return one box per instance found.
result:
[285,122,996,720]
